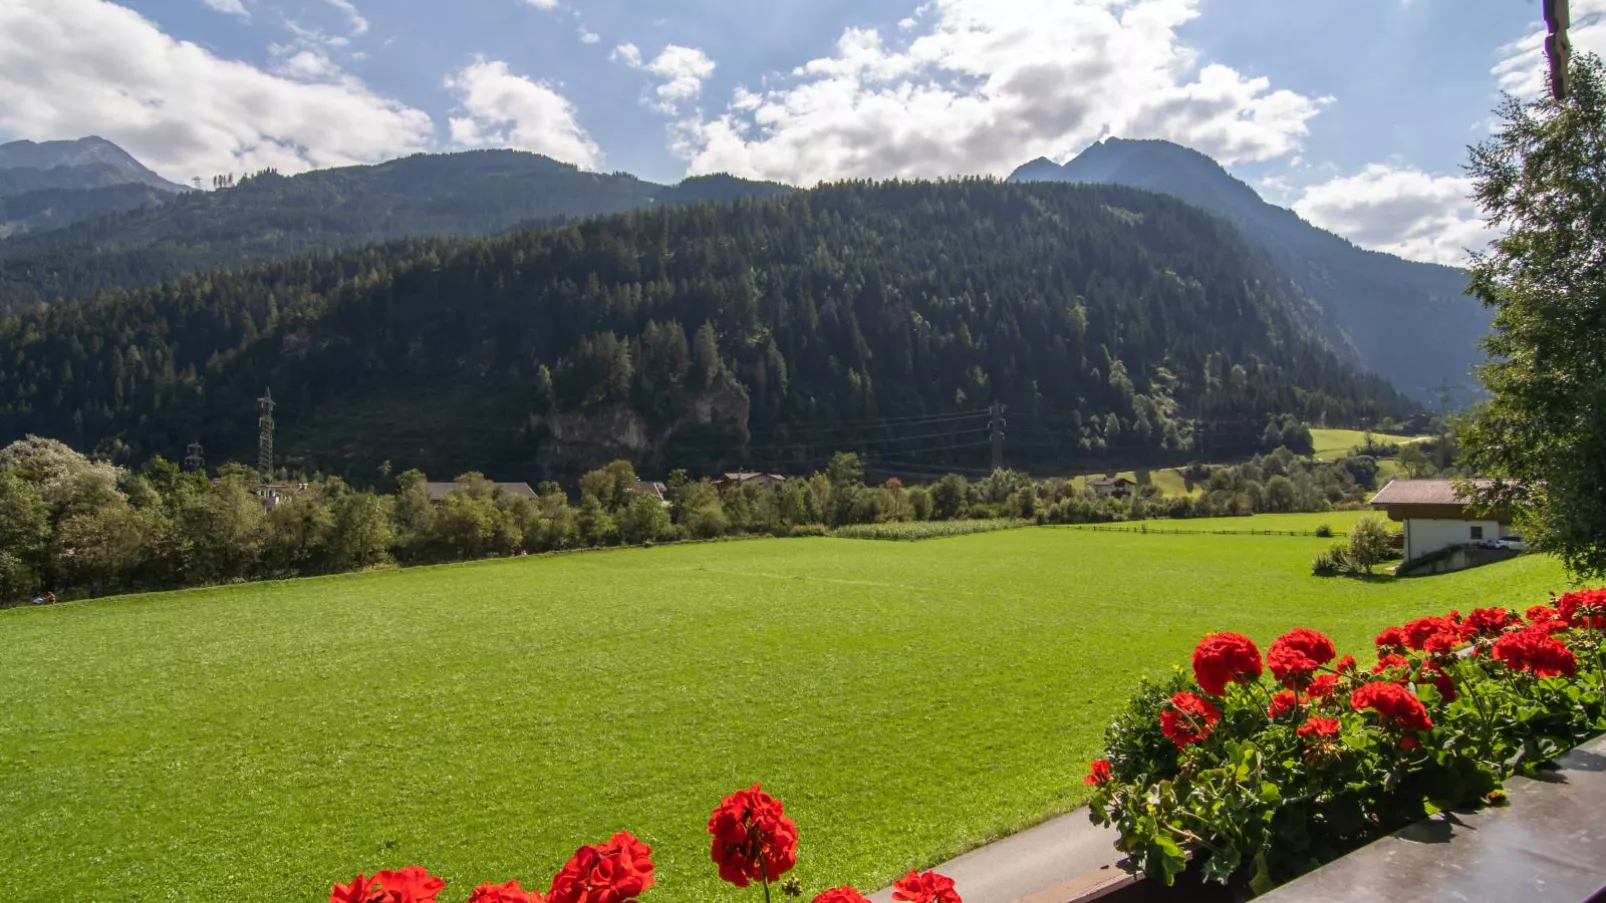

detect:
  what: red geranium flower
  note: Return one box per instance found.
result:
[708,784,799,888]
[1084,759,1113,785]
[1375,626,1407,651]
[813,889,871,903]
[1417,660,1457,702]
[1557,589,1606,629]
[331,874,383,903]
[1350,681,1433,732]
[548,832,656,903]
[1297,716,1341,739]
[1333,655,1357,673]
[1460,607,1520,639]
[468,881,544,903]
[1493,625,1579,678]
[1267,690,1300,719]
[1191,632,1263,696]
[1267,628,1337,687]
[1371,653,1410,684]
[372,867,447,903]
[1160,692,1221,749]
[1308,674,1340,700]
[891,870,961,903]
[1402,617,1461,652]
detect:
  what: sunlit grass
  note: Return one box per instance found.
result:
[0,517,1569,902]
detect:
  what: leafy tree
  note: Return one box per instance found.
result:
[1346,517,1394,575]
[330,491,395,570]
[931,474,969,520]
[618,492,673,545]
[1464,54,1606,577]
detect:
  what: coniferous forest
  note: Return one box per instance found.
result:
[0,178,1416,482]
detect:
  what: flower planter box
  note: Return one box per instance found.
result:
[1037,731,1606,903]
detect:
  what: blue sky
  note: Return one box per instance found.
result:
[0,0,1593,265]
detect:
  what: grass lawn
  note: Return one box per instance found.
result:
[1069,468,1196,497]
[1309,428,1425,460]
[0,519,1572,902]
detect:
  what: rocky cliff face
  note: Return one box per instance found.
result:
[540,378,751,472]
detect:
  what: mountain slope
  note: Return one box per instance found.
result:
[0,136,186,194]
[0,149,791,307]
[0,180,1414,480]
[1009,139,1488,401]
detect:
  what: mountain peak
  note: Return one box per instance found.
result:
[0,136,184,192]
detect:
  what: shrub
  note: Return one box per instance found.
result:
[1314,523,1333,538]
[1346,516,1394,574]
[1085,595,1606,892]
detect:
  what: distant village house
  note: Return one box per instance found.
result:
[633,481,670,506]
[1088,476,1134,499]
[1369,479,1510,563]
[716,472,788,492]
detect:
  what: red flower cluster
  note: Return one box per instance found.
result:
[1191,632,1263,696]
[1401,617,1462,653]
[1307,674,1340,700]
[1267,690,1300,719]
[1375,625,1407,651]
[1084,759,1113,785]
[813,889,871,903]
[1350,682,1433,732]
[1557,589,1606,629]
[469,881,544,903]
[1460,607,1520,639]
[1371,654,1409,683]
[891,870,961,903]
[1493,626,1579,678]
[548,832,656,903]
[708,784,799,888]
[1267,629,1336,687]
[1296,716,1341,739]
[1334,655,1357,673]
[1527,605,1567,633]
[1160,692,1221,749]
[331,867,448,903]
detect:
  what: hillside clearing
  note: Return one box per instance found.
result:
[0,519,1567,901]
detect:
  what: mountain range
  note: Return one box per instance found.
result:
[0,147,788,304]
[0,135,1485,467]
[1009,139,1486,401]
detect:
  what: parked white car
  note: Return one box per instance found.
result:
[1494,536,1526,551]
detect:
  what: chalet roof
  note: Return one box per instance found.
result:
[1088,476,1133,487]
[424,481,538,501]
[720,472,787,482]
[1369,479,1496,507]
[633,481,667,494]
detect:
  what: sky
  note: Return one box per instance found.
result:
[0,0,1594,267]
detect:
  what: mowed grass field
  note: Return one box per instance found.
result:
[0,519,1570,902]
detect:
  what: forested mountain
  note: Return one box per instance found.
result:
[0,149,790,307]
[1010,139,1488,402]
[0,137,187,241]
[0,179,1414,481]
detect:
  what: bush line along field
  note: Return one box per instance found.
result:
[0,517,1566,902]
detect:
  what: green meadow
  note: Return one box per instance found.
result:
[0,517,1571,902]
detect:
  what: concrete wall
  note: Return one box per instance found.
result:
[1404,518,1505,561]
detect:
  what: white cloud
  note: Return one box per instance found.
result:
[319,0,368,36]
[0,0,434,180]
[521,0,561,7]
[1291,164,1495,267]
[578,26,600,44]
[674,0,1328,185]
[612,42,642,67]
[201,0,249,18]
[614,43,716,113]
[1493,0,1606,96]
[444,58,602,169]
